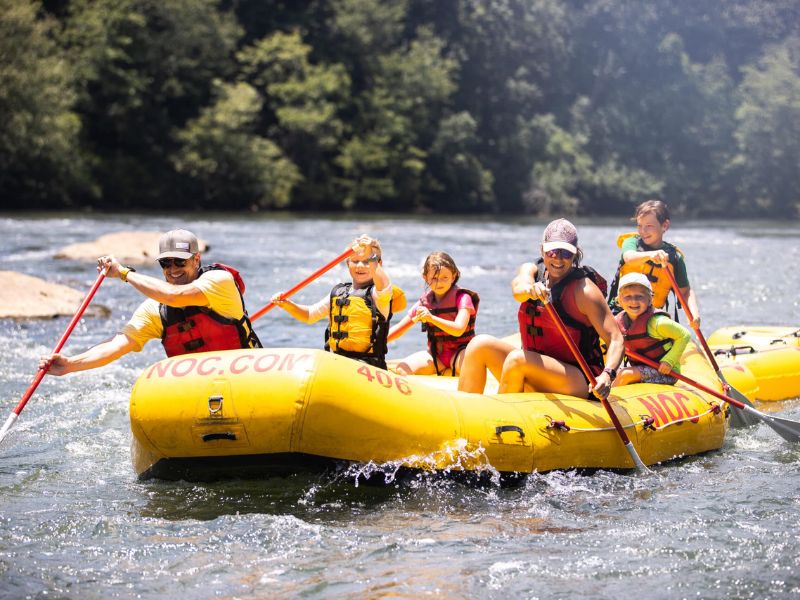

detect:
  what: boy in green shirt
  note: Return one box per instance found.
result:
[608,200,700,327]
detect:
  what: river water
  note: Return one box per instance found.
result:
[1,213,799,599]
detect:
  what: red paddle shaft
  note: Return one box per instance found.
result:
[0,269,107,445]
[542,302,636,448]
[664,268,720,372]
[251,248,355,321]
[626,351,742,408]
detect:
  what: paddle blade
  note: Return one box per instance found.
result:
[0,413,19,446]
[623,441,653,474]
[757,410,800,444]
[720,371,761,429]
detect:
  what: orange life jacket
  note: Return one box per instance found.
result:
[608,235,683,315]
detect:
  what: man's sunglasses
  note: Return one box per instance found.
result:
[158,257,190,268]
[544,248,575,259]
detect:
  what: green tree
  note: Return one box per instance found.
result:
[60,0,241,208]
[173,81,301,209]
[0,0,88,207]
[237,30,349,209]
[423,0,572,212]
[522,106,662,215]
[734,36,800,217]
[329,1,461,210]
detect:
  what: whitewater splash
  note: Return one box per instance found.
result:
[338,439,503,486]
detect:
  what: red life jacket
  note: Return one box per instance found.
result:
[517,261,606,375]
[615,306,672,365]
[160,263,262,357]
[419,286,480,375]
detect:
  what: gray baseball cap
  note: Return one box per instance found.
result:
[157,229,199,260]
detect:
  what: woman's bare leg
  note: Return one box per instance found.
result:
[457,335,516,393]
[498,348,589,396]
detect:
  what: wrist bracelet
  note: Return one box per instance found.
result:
[602,366,617,380]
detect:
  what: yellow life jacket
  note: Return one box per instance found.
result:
[609,232,683,311]
[325,283,405,368]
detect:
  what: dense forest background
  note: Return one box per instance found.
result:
[1,0,798,216]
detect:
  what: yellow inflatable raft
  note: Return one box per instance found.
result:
[708,326,800,402]
[708,325,800,350]
[717,345,800,402]
[129,343,729,481]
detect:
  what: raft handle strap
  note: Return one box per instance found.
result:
[201,432,237,442]
[495,425,525,438]
[641,415,656,431]
[714,345,757,356]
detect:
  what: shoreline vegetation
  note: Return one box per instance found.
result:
[1,1,798,218]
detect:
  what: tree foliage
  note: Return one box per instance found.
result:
[0,0,797,217]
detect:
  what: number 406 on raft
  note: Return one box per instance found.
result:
[356,365,412,395]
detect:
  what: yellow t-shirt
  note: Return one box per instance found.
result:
[121,269,244,351]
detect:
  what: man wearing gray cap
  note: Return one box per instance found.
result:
[39,229,261,376]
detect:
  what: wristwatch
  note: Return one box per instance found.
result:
[602,366,617,380]
[118,266,136,282]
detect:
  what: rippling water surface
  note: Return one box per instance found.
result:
[1,213,799,599]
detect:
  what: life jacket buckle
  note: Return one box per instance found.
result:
[332,331,348,340]
[177,320,195,333]
[335,297,350,307]
[334,315,349,323]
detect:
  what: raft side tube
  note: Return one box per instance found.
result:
[130,348,319,463]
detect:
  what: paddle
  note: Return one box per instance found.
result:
[387,318,415,343]
[663,268,760,428]
[251,247,355,322]
[542,302,651,473]
[627,351,800,443]
[0,269,108,446]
